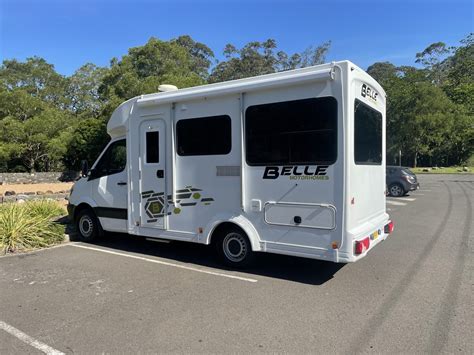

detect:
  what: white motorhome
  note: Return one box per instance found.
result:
[68,60,394,267]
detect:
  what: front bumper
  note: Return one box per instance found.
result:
[406,182,420,191]
[67,203,76,222]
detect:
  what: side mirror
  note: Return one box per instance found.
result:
[80,160,89,177]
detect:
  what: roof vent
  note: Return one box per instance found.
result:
[158,84,178,92]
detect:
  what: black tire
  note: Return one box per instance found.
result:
[389,183,405,197]
[215,227,256,268]
[75,208,102,242]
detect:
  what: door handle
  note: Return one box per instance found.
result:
[117,181,127,186]
[156,170,164,179]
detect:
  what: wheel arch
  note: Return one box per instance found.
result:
[74,202,105,238]
[73,202,100,223]
[70,196,98,222]
[204,215,262,252]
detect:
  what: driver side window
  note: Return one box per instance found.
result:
[91,139,126,179]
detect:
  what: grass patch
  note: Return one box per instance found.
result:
[411,166,473,174]
[0,200,66,254]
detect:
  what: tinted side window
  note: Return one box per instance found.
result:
[93,139,126,178]
[354,99,382,165]
[177,115,231,156]
[146,131,159,163]
[245,97,337,166]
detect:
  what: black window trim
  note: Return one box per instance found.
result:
[244,96,338,167]
[176,114,232,157]
[353,98,383,166]
[145,130,160,164]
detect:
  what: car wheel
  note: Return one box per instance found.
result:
[216,227,256,268]
[389,183,405,197]
[76,208,102,242]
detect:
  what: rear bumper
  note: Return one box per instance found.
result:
[340,218,393,263]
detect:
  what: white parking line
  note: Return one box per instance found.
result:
[397,197,416,201]
[386,200,407,206]
[0,321,64,355]
[70,244,258,283]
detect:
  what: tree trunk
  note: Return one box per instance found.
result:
[29,158,36,173]
[414,152,418,168]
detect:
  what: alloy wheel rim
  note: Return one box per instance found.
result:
[391,185,402,196]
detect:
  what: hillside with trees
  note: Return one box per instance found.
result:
[0,34,472,172]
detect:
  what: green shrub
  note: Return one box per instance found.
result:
[0,200,65,254]
[467,154,474,167]
[27,200,65,219]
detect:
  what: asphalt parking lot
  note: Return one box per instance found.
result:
[1,174,472,354]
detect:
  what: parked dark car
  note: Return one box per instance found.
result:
[386,166,420,197]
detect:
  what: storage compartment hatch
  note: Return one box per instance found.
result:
[264,202,336,230]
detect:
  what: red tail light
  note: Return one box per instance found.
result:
[355,237,370,255]
[384,221,394,234]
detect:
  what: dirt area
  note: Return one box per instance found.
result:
[0,182,73,195]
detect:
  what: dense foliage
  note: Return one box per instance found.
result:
[0,34,472,171]
[367,34,473,166]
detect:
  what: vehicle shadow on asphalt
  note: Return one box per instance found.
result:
[69,230,345,286]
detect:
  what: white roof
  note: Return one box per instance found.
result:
[107,60,384,138]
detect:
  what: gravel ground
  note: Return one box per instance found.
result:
[0,182,73,195]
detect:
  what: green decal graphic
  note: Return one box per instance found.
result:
[141,186,214,223]
[149,201,163,214]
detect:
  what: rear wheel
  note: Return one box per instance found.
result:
[76,208,102,242]
[389,183,405,197]
[216,227,255,268]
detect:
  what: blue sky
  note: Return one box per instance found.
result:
[1,0,472,76]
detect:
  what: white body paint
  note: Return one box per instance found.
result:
[69,61,391,263]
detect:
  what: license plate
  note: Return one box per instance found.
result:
[370,230,380,240]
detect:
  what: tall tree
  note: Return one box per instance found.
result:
[67,63,106,118]
[367,62,398,86]
[209,39,331,83]
[63,118,109,170]
[443,33,474,112]
[0,88,46,121]
[172,35,215,79]
[415,42,450,85]
[0,57,68,109]
[99,37,205,104]
[0,107,73,171]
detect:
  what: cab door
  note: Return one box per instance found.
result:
[139,120,167,229]
[90,138,128,232]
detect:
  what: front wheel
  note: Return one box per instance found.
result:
[389,183,405,197]
[216,228,256,268]
[76,208,102,242]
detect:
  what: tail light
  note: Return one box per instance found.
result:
[355,237,370,255]
[384,221,394,234]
